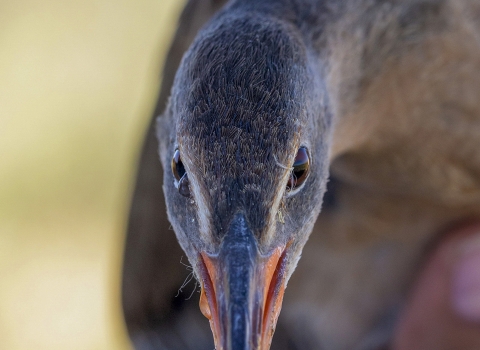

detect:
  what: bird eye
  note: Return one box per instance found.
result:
[286,147,310,191]
[171,149,190,197]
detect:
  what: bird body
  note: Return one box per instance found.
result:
[123,0,480,349]
[279,3,480,347]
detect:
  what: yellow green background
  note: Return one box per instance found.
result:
[0,0,185,348]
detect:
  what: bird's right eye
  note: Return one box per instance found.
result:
[286,147,310,191]
[171,149,190,197]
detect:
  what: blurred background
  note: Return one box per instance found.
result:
[0,0,185,348]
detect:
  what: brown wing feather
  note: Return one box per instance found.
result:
[285,1,480,347]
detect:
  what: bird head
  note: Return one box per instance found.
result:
[157,12,331,350]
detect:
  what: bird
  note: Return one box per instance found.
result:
[122,0,480,349]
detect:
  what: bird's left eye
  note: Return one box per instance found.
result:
[171,149,190,197]
[286,147,310,191]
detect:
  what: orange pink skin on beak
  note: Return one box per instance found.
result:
[198,245,289,350]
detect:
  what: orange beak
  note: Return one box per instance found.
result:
[196,214,289,350]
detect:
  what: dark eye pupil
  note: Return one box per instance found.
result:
[171,149,190,197]
[287,147,310,190]
[172,149,186,180]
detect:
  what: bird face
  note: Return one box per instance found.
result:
[157,15,331,350]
